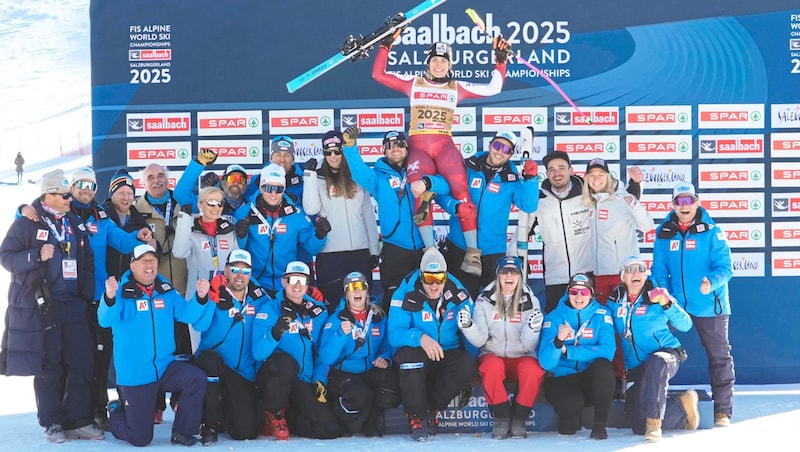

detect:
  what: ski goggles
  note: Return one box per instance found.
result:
[285,275,309,286]
[74,180,97,191]
[421,272,447,285]
[224,173,247,185]
[261,184,285,194]
[490,140,514,155]
[345,281,368,292]
[204,199,224,207]
[323,148,343,156]
[229,267,252,275]
[623,263,647,274]
[569,287,592,296]
[673,196,696,207]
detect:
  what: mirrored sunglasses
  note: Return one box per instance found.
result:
[346,281,368,292]
[74,180,97,191]
[224,173,247,184]
[673,196,696,207]
[229,267,252,275]
[205,199,224,207]
[323,148,343,156]
[421,272,447,285]
[286,275,308,285]
[261,184,285,194]
[491,140,514,155]
[623,264,647,274]
[569,287,592,296]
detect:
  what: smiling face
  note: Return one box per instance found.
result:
[427,55,451,78]
[497,266,520,296]
[71,179,97,204]
[546,158,572,191]
[486,138,514,167]
[673,195,700,223]
[568,286,592,310]
[282,274,308,304]
[225,263,251,292]
[270,150,294,173]
[346,287,368,311]
[622,265,647,295]
[130,253,159,285]
[384,141,408,166]
[221,172,246,201]
[325,148,343,169]
[143,164,168,199]
[110,185,134,214]
[586,168,610,193]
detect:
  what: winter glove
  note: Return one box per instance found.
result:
[380,26,404,50]
[648,287,672,308]
[370,255,380,269]
[457,306,472,328]
[307,285,326,303]
[526,309,544,333]
[200,171,220,188]
[314,381,328,403]
[493,34,512,64]
[197,148,218,166]
[315,216,332,239]
[271,316,292,341]
[235,218,250,239]
[343,126,360,147]
[522,160,539,181]
[304,158,318,172]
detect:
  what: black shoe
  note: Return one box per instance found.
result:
[558,417,577,435]
[200,424,218,446]
[408,414,428,442]
[613,377,626,400]
[590,422,608,440]
[170,430,198,446]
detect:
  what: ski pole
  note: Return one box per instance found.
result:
[465,8,591,123]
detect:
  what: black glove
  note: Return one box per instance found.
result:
[197,148,218,166]
[493,34,511,64]
[338,309,355,324]
[380,26,404,50]
[271,316,291,341]
[235,218,250,239]
[196,293,209,306]
[304,158,318,172]
[200,172,220,188]
[370,255,380,269]
[315,217,332,239]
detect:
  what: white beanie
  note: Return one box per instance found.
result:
[259,163,286,187]
[420,247,447,273]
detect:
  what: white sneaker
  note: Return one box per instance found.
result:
[45,423,66,443]
[65,423,105,440]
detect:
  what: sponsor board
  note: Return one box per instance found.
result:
[770,132,800,158]
[636,229,657,247]
[197,110,262,136]
[625,134,693,160]
[699,192,764,218]
[640,165,692,190]
[697,163,764,189]
[455,136,479,158]
[625,105,692,131]
[771,192,800,217]
[717,222,765,248]
[128,48,171,61]
[340,108,405,132]
[126,141,191,166]
[509,225,543,252]
[731,253,765,277]
[292,138,326,163]
[553,135,620,160]
[640,194,674,221]
[771,221,800,247]
[697,134,765,158]
[772,251,800,277]
[697,103,764,129]
[770,104,800,129]
[481,136,547,161]
[126,112,191,137]
[553,107,620,131]
[130,170,183,196]
[570,163,621,181]
[452,107,477,132]
[482,107,549,132]
[268,109,333,134]
[196,139,262,164]
[771,162,800,187]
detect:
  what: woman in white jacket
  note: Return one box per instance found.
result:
[303,130,379,311]
[458,256,545,440]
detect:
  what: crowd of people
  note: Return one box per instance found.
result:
[0,36,735,448]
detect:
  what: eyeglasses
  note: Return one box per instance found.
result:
[498,267,521,275]
[673,196,696,207]
[205,199,224,207]
[261,185,285,194]
[229,267,252,275]
[569,287,592,296]
[224,173,247,185]
[491,140,514,155]
[323,148,343,156]
[346,281,368,292]
[421,272,447,285]
[52,192,72,200]
[623,264,647,274]
[286,275,308,285]
[74,180,97,191]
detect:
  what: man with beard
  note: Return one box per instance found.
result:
[174,147,250,218]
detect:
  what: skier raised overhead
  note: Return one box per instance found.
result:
[372,31,511,277]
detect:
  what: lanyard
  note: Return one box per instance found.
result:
[205,233,220,270]
[151,200,173,223]
[572,317,592,346]
[249,204,283,241]
[352,308,375,341]
[42,216,71,256]
[622,292,642,339]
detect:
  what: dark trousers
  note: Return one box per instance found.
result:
[316,249,372,313]
[379,242,423,311]
[692,315,735,416]
[543,358,615,427]
[255,352,340,439]
[327,366,401,435]
[90,324,113,418]
[544,284,569,314]
[109,361,207,447]
[192,350,262,440]
[156,321,191,411]
[35,320,94,429]
[443,240,503,299]
[625,350,690,434]
[394,346,477,416]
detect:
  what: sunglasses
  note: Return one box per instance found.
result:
[623,264,647,274]
[205,199,224,207]
[673,196,696,207]
[421,272,447,285]
[286,275,308,285]
[569,287,592,296]
[74,180,97,191]
[323,148,343,156]
[498,267,521,275]
[224,173,247,185]
[346,281,368,292]
[261,185,285,194]
[52,192,72,200]
[229,266,252,275]
[491,140,514,155]
[384,140,408,150]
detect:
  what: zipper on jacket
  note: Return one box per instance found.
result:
[149,301,159,380]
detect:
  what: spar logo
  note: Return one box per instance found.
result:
[126,142,191,166]
[358,144,383,156]
[699,193,763,218]
[274,116,322,127]
[413,92,451,102]
[129,148,179,160]
[625,106,692,131]
[772,222,800,244]
[482,107,548,132]
[127,113,191,137]
[773,252,800,276]
[698,164,763,189]
[554,137,618,155]
[204,146,250,158]
[771,133,800,157]
[700,111,752,122]
[697,135,764,157]
[129,49,172,61]
[642,200,674,215]
[772,163,800,187]
[722,224,764,247]
[485,113,533,125]
[697,104,764,128]
[269,109,333,134]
